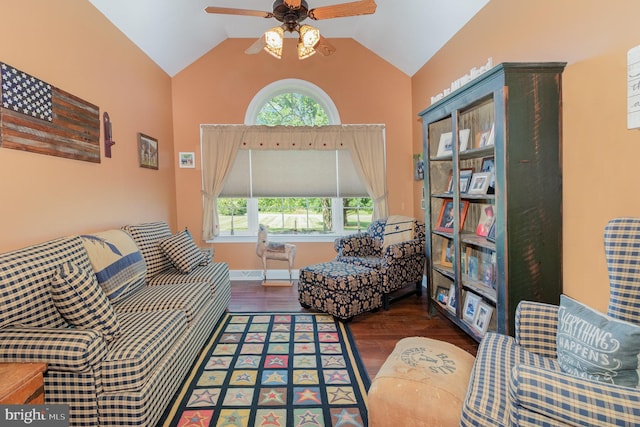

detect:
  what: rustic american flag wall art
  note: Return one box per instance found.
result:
[0,62,100,163]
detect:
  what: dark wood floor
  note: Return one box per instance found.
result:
[229,280,478,378]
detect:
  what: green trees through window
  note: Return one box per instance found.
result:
[257,93,329,126]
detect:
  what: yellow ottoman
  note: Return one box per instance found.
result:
[368,337,475,427]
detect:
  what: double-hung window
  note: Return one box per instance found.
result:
[218,148,373,237]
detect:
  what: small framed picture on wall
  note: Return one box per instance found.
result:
[138,133,158,170]
[179,152,195,168]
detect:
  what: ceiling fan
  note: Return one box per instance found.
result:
[205,0,377,60]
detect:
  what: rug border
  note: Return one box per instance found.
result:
[159,311,370,427]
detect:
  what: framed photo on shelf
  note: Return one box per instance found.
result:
[441,239,454,267]
[436,286,449,304]
[476,123,495,148]
[473,302,494,335]
[436,132,453,157]
[468,172,492,195]
[446,284,458,313]
[459,128,471,151]
[435,199,470,233]
[446,168,473,193]
[459,169,473,193]
[486,221,496,242]
[460,247,470,275]
[138,133,158,170]
[463,292,481,323]
[481,156,495,191]
[480,261,494,287]
[468,255,479,281]
[476,204,495,237]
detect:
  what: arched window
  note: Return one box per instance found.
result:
[217,79,372,239]
[244,78,340,125]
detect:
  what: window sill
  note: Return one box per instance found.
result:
[207,233,348,244]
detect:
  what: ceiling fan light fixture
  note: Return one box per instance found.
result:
[264,26,284,59]
[297,42,316,60]
[299,24,320,48]
[297,24,320,60]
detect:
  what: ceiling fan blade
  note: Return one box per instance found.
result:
[205,7,273,19]
[245,37,266,55]
[308,0,376,20]
[283,0,302,9]
[316,36,336,56]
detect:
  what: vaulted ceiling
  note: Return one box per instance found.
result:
[88,0,490,77]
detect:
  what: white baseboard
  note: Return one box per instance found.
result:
[230,269,300,281]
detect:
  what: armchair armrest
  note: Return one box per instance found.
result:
[0,327,107,372]
[510,364,640,426]
[515,300,559,358]
[383,239,425,261]
[334,233,377,257]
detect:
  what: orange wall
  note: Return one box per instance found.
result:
[0,0,176,253]
[411,0,640,312]
[172,38,412,271]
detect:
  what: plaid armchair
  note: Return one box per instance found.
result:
[461,218,640,426]
[334,216,426,309]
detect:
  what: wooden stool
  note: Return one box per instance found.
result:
[368,337,475,427]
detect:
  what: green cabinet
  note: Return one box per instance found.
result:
[419,62,565,341]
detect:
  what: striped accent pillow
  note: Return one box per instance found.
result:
[382,215,415,249]
[158,230,204,274]
[81,230,146,303]
[50,262,121,342]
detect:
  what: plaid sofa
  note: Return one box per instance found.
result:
[461,218,640,426]
[334,216,426,309]
[0,221,231,426]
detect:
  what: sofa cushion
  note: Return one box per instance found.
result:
[102,309,187,393]
[50,262,121,343]
[81,230,146,303]
[0,236,95,330]
[557,294,640,388]
[335,255,384,270]
[147,261,229,297]
[158,230,204,274]
[113,281,212,323]
[121,222,173,277]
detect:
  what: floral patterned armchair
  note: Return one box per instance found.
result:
[334,216,426,309]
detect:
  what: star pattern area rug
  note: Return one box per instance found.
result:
[159,313,370,427]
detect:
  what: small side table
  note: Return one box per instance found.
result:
[0,363,47,404]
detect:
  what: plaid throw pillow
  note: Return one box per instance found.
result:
[50,262,121,342]
[158,230,205,274]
